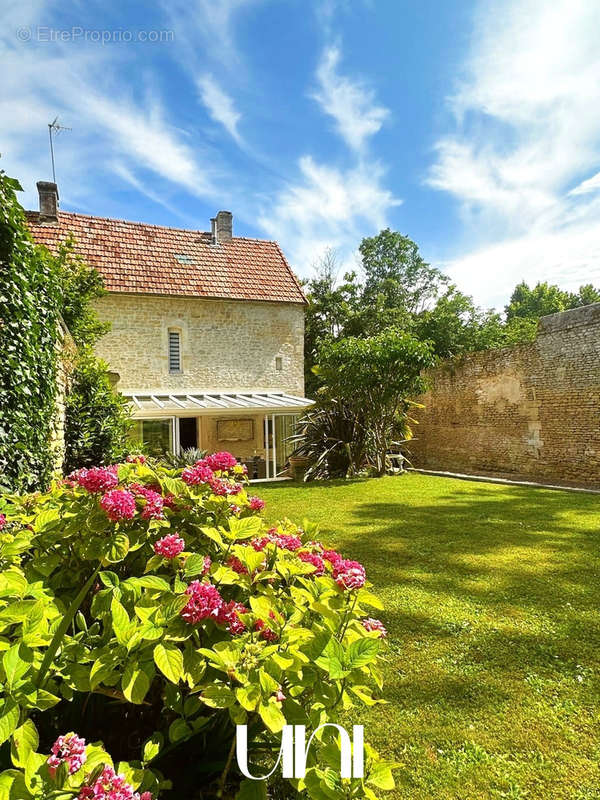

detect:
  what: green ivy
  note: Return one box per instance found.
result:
[0,170,62,492]
[0,168,131,489]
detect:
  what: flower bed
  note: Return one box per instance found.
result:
[0,453,395,799]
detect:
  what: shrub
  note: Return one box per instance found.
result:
[63,349,132,473]
[0,454,395,799]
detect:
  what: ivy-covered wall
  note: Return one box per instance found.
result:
[0,171,64,492]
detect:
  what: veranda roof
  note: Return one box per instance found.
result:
[124,391,313,417]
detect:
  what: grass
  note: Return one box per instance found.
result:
[254,473,600,800]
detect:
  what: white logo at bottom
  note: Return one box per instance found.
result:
[236,724,364,780]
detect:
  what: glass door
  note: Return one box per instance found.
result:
[130,417,177,457]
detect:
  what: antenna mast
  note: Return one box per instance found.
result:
[48,117,71,183]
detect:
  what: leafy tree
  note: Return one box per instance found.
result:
[359,228,447,316]
[302,249,361,394]
[63,350,131,473]
[570,283,600,307]
[315,329,434,476]
[54,239,131,471]
[505,281,574,320]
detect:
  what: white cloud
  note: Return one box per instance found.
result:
[569,171,600,196]
[258,155,400,273]
[311,46,389,152]
[428,0,600,306]
[197,74,243,144]
[0,5,223,212]
[447,222,600,310]
[161,0,256,70]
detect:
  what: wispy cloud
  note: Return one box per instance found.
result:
[427,0,600,306]
[197,74,243,145]
[161,0,256,70]
[311,45,389,152]
[569,171,600,196]
[260,41,396,274]
[0,2,225,212]
[258,155,399,273]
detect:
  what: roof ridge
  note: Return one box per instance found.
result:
[25,209,288,246]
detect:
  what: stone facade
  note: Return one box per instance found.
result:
[411,303,600,488]
[50,319,76,472]
[93,293,305,395]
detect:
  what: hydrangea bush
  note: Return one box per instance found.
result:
[0,453,396,799]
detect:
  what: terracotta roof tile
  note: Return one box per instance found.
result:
[25,211,306,305]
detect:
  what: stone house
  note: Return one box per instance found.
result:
[27,181,310,478]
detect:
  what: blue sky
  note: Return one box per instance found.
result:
[3,0,600,309]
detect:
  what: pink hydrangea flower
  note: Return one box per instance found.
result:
[254,618,278,642]
[202,555,212,575]
[0,514,5,530]
[130,484,165,520]
[248,496,265,511]
[77,765,150,800]
[47,733,87,776]
[100,489,136,522]
[298,550,325,576]
[206,451,238,472]
[154,533,185,559]
[208,478,243,496]
[217,600,247,634]
[227,555,249,575]
[272,534,302,551]
[332,559,366,590]
[182,463,214,486]
[229,504,241,515]
[74,466,119,493]
[251,536,271,551]
[139,489,164,520]
[274,687,286,702]
[180,581,224,624]
[362,618,387,637]
[162,493,177,509]
[126,454,146,464]
[322,549,343,566]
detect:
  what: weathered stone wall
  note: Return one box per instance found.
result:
[50,319,76,472]
[411,303,600,488]
[93,293,305,395]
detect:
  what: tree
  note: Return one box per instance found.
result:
[302,249,360,394]
[303,231,502,392]
[54,240,131,471]
[505,281,573,320]
[315,329,434,476]
[359,228,448,317]
[63,349,131,473]
[572,283,600,307]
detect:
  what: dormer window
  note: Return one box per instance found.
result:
[168,329,182,373]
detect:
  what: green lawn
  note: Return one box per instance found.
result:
[254,474,600,800]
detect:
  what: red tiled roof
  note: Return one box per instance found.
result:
[25,211,306,304]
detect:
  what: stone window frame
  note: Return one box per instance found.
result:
[167,327,183,374]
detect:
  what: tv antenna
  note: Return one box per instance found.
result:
[48,117,71,183]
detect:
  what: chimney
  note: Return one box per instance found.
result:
[210,216,217,244]
[37,181,59,221]
[215,210,232,243]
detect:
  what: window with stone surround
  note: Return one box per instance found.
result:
[168,329,182,373]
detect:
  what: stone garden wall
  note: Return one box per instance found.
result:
[411,303,600,488]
